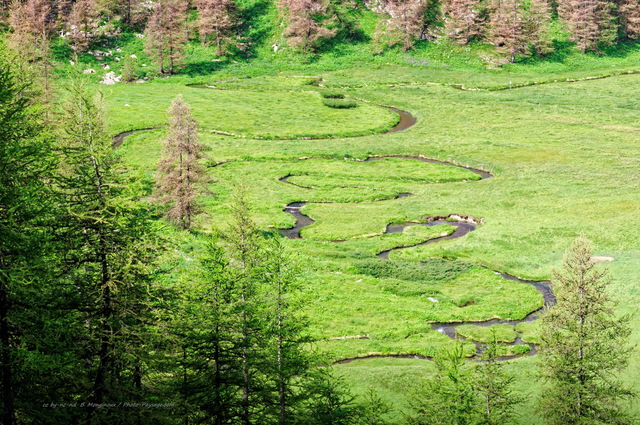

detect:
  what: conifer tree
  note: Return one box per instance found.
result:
[443,0,484,44]
[557,0,616,52]
[473,332,523,425]
[197,0,237,56]
[0,54,57,425]
[489,0,526,62]
[154,95,207,230]
[538,236,635,424]
[374,0,428,51]
[144,0,189,74]
[176,235,243,424]
[408,343,477,425]
[618,0,640,39]
[7,0,56,111]
[522,0,552,56]
[277,0,336,52]
[66,0,99,53]
[261,237,317,424]
[57,80,161,425]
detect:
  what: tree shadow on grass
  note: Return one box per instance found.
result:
[181,60,229,77]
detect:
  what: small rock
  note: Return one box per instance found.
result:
[69,60,75,66]
[83,69,96,74]
[124,104,130,107]
[355,279,362,283]
[115,57,120,62]
[100,71,122,85]
[141,64,146,67]
[130,54,137,59]
[116,48,122,52]
[135,33,144,38]
[427,297,438,303]
[101,64,110,70]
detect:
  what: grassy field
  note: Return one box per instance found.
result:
[109,68,640,423]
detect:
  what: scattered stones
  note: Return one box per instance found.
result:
[100,71,122,85]
[135,33,144,38]
[101,63,110,70]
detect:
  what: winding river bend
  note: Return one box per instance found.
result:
[111,92,555,361]
[277,152,555,359]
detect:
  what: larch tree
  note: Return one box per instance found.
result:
[408,342,477,425]
[443,0,484,44]
[618,0,640,39]
[56,80,161,425]
[144,0,189,74]
[154,95,207,230]
[197,0,237,56]
[522,0,552,56]
[7,0,56,111]
[557,0,616,52]
[374,0,429,51]
[473,332,523,425]
[538,236,635,424]
[277,0,336,52]
[489,0,527,62]
[66,0,99,53]
[98,0,149,27]
[0,54,59,425]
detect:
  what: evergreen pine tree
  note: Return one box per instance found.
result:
[538,236,635,424]
[473,332,523,425]
[56,80,161,425]
[408,342,477,425]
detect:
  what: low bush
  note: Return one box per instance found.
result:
[323,98,357,108]
[321,91,345,99]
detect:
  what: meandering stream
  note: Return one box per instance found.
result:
[277,151,555,360]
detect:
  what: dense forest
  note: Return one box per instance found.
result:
[1,0,640,424]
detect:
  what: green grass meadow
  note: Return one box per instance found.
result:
[108,68,640,423]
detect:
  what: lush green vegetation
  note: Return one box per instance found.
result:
[110,66,640,423]
[4,1,640,421]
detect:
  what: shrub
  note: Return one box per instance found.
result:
[323,98,357,108]
[321,90,345,99]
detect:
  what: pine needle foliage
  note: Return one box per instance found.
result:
[538,236,636,425]
[154,94,208,230]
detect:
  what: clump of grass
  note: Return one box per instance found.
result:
[354,258,471,283]
[321,90,346,99]
[323,98,358,109]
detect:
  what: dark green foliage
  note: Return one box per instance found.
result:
[354,258,471,283]
[176,193,318,424]
[474,332,523,425]
[357,388,394,425]
[323,98,358,108]
[321,91,346,99]
[538,236,636,425]
[0,55,60,425]
[305,369,361,425]
[56,79,163,425]
[408,342,477,425]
